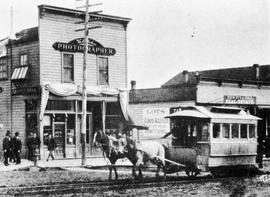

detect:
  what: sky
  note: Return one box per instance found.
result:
[0,0,269,89]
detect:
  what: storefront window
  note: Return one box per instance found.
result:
[249,124,256,138]
[67,114,75,145]
[240,124,248,138]
[232,124,239,138]
[46,100,75,111]
[25,100,38,112]
[105,102,123,136]
[213,123,220,138]
[43,115,52,144]
[222,123,230,138]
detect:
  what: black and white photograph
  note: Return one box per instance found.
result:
[0,0,270,196]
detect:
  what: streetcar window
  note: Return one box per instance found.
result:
[249,124,256,138]
[213,123,220,138]
[240,124,248,138]
[232,124,239,138]
[222,123,230,138]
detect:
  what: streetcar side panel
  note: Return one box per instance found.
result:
[208,119,258,168]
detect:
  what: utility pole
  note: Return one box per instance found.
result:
[81,0,89,166]
[76,0,102,165]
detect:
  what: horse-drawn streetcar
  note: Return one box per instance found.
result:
[164,106,261,177]
[94,105,261,181]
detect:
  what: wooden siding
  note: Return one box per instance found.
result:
[10,41,40,87]
[39,11,127,88]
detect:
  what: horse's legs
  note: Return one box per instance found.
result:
[138,164,143,181]
[113,166,118,180]
[132,165,137,179]
[108,166,112,180]
[156,164,161,178]
[162,164,166,181]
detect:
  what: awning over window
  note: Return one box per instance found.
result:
[39,83,130,121]
[11,66,29,80]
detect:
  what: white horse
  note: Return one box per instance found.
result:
[125,137,166,181]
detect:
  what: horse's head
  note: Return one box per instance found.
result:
[93,130,126,158]
[93,130,107,149]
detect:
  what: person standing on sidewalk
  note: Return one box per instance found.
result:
[14,132,22,164]
[31,132,41,161]
[2,131,11,166]
[46,134,57,161]
[9,133,16,163]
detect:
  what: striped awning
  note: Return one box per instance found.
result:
[11,66,29,80]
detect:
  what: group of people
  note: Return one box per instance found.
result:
[27,132,57,162]
[2,131,58,166]
[2,131,22,166]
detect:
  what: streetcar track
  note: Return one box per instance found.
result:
[0,168,266,196]
[0,174,255,196]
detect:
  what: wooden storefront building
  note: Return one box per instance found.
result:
[0,5,131,159]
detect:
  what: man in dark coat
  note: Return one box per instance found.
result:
[9,133,16,163]
[14,132,22,164]
[2,131,11,166]
[46,134,57,161]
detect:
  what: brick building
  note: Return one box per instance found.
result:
[129,65,270,144]
[0,5,131,159]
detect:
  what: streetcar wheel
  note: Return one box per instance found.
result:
[185,169,198,177]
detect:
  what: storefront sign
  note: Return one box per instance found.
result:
[224,95,256,105]
[53,38,116,56]
[142,108,170,139]
[11,86,40,95]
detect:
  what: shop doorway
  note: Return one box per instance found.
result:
[54,123,65,158]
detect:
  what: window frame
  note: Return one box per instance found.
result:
[240,124,248,139]
[97,56,109,85]
[231,123,240,139]
[221,123,230,139]
[62,53,74,83]
[0,57,7,79]
[20,54,28,66]
[212,123,221,139]
[249,124,256,139]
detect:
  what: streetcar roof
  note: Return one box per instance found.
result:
[165,106,261,120]
[164,109,209,119]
